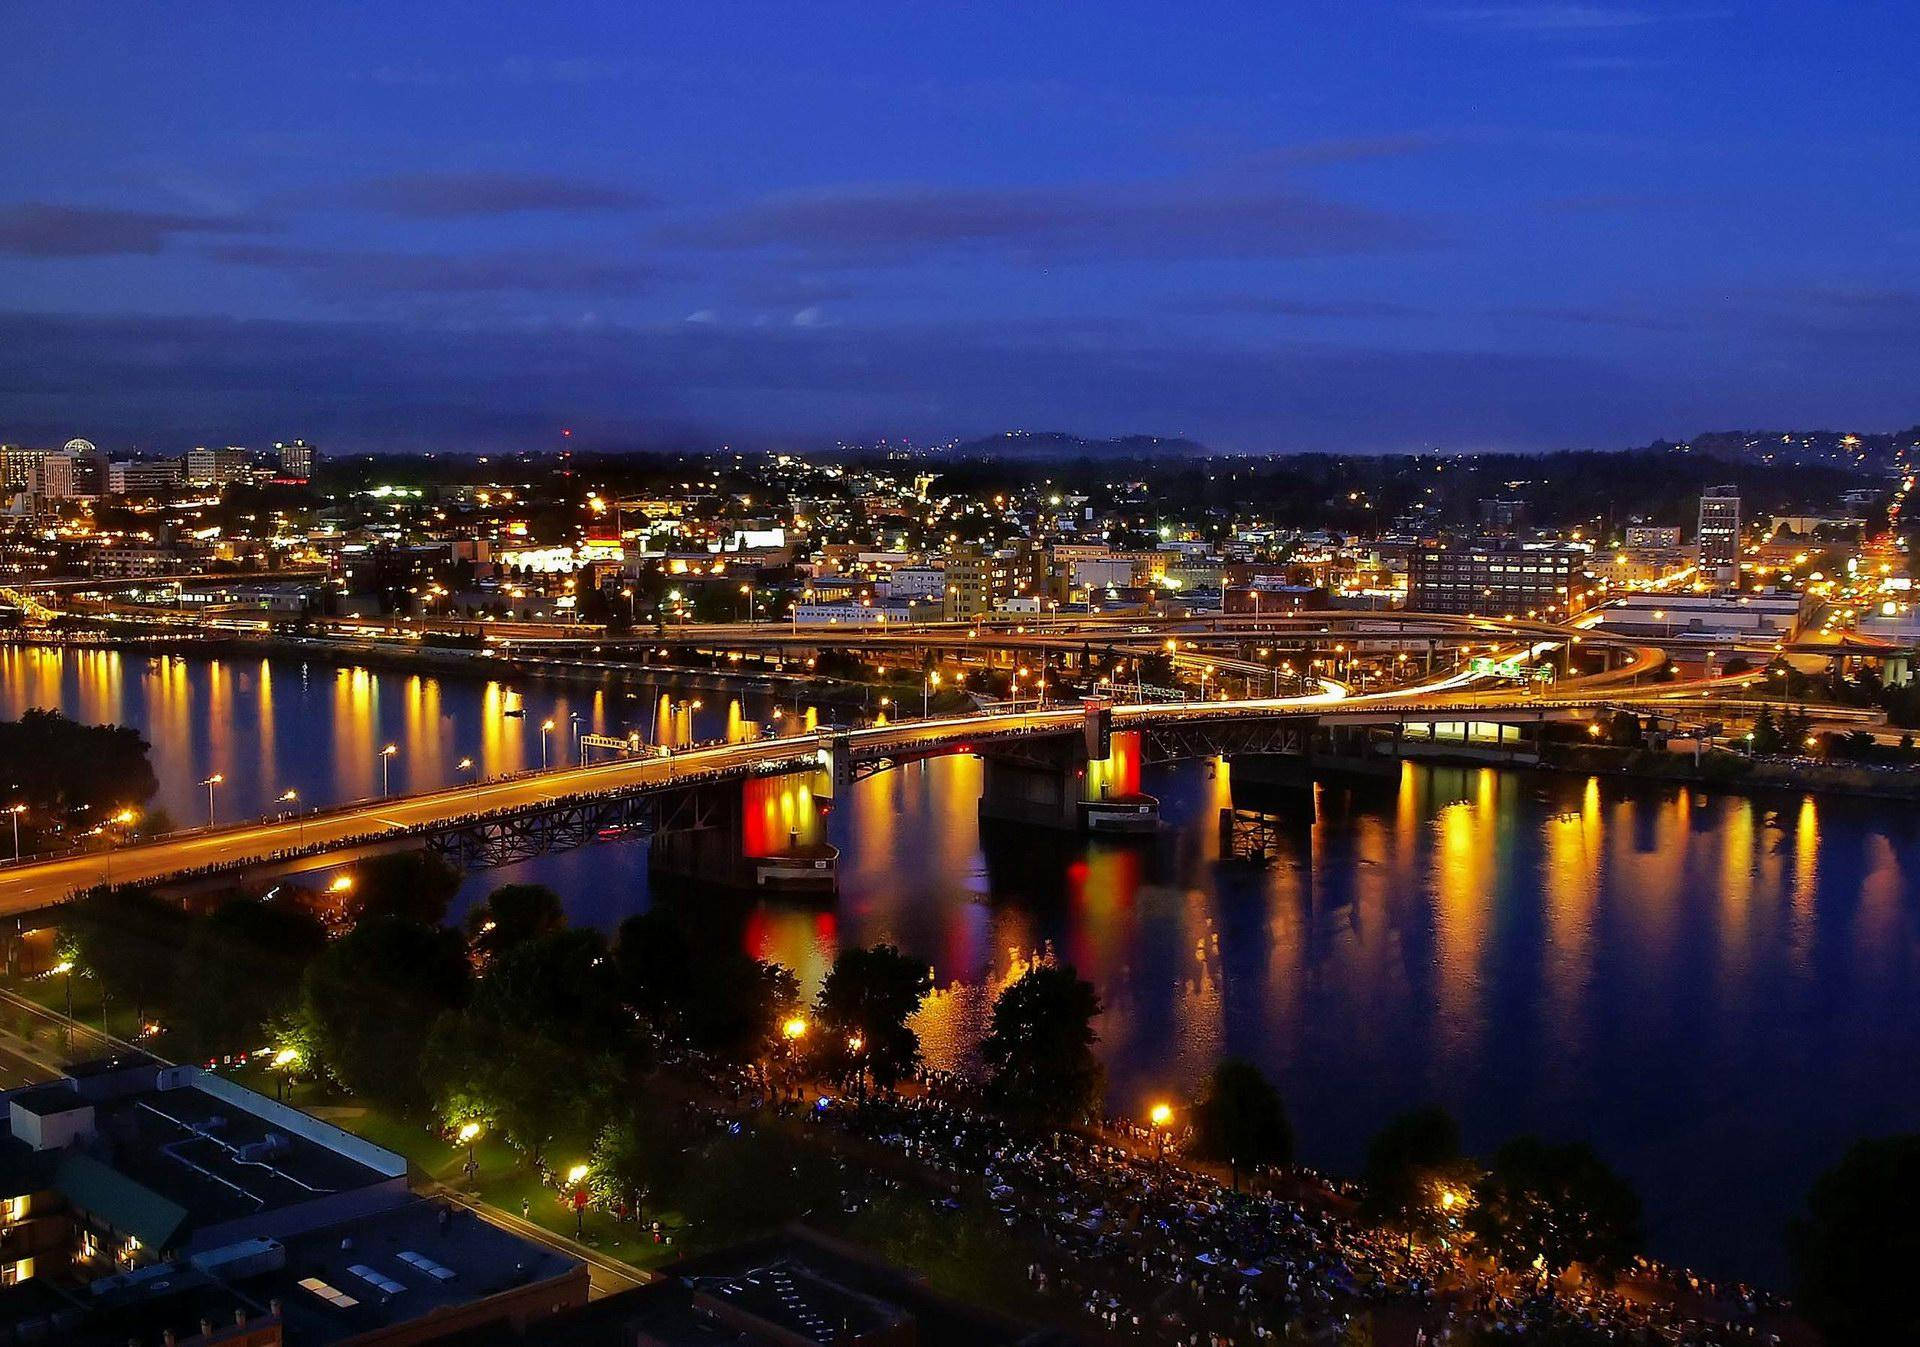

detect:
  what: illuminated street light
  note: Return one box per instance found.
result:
[783,1016,809,1042]
[201,773,224,827]
[1149,1101,1174,1165]
[380,744,398,796]
[541,719,556,769]
[9,803,25,860]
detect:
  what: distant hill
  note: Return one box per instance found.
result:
[1668,427,1920,474]
[948,430,1212,460]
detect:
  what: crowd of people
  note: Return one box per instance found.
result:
[683,1060,1800,1347]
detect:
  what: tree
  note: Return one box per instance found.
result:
[590,1100,699,1224]
[689,955,799,1062]
[1468,1136,1643,1279]
[1190,1059,1293,1190]
[1602,710,1644,748]
[981,964,1104,1126]
[1791,1134,1920,1346]
[465,883,565,960]
[172,898,328,1056]
[0,710,157,821]
[613,909,695,1027]
[467,929,627,1054]
[1749,705,1782,754]
[1364,1105,1468,1230]
[346,851,462,927]
[298,917,469,1114]
[812,944,933,1087]
[424,1010,603,1167]
[57,886,190,1022]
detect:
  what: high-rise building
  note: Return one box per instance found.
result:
[1696,485,1742,580]
[186,445,255,487]
[275,438,317,480]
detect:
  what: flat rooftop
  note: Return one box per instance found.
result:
[93,1082,389,1228]
[245,1197,584,1345]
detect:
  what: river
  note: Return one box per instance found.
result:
[5,643,1919,1285]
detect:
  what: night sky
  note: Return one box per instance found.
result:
[4,3,1917,454]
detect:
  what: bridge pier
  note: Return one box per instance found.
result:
[976,727,1159,834]
[646,773,838,897]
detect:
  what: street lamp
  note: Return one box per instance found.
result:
[458,1121,484,1179]
[280,789,302,844]
[540,720,555,769]
[923,670,941,717]
[379,744,398,796]
[8,804,23,861]
[739,582,754,624]
[457,756,475,781]
[1149,1101,1174,1166]
[201,773,224,827]
[566,1163,591,1238]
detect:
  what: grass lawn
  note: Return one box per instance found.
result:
[4,970,152,1046]
[220,1061,683,1270]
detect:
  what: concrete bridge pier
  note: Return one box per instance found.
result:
[977,722,1159,834]
[646,771,838,897]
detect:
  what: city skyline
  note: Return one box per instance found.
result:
[4,3,1919,452]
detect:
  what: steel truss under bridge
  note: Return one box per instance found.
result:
[1141,715,1315,766]
[425,791,652,870]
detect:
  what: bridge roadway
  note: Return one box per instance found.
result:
[0,662,1834,914]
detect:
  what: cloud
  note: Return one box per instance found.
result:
[669,179,1432,265]
[1431,6,1723,33]
[208,244,658,295]
[0,203,265,257]
[1489,303,1693,333]
[1169,295,1427,319]
[333,171,653,218]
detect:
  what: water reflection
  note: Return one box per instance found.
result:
[9,647,1920,1282]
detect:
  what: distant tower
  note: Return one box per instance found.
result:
[1696,485,1741,583]
[276,439,317,481]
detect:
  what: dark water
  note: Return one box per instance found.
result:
[7,645,1920,1285]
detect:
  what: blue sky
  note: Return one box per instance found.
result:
[3,2,1916,453]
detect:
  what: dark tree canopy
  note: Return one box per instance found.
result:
[812,943,933,1087]
[613,910,695,1024]
[981,964,1104,1125]
[298,917,470,1114]
[1365,1105,1467,1225]
[0,709,157,821]
[346,850,462,927]
[1791,1134,1920,1347]
[1468,1136,1644,1278]
[465,883,566,959]
[58,886,191,1018]
[467,929,626,1053]
[173,897,328,1056]
[1190,1058,1293,1187]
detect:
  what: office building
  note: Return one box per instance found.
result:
[1406,541,1584,617]
[275,440,318,481]
[0,1058,585,1345]
[108,458,187,495]
[1697,486,1742,580]
[187,447,256,488]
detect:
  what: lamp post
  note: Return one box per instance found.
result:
[458,1121,483,1182]
[566,1163,590,1238]
[201,773,223,827]
[1149,1101,1173,1168]
[923,670,941,718]
[8,804,23,861]
[457,756,475,782]
[280,789,301,845]
[540,720,555,770]
[379,744,398,796]
[739,582,754,624]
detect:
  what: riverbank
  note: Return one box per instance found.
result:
[1542,741,1920,800]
